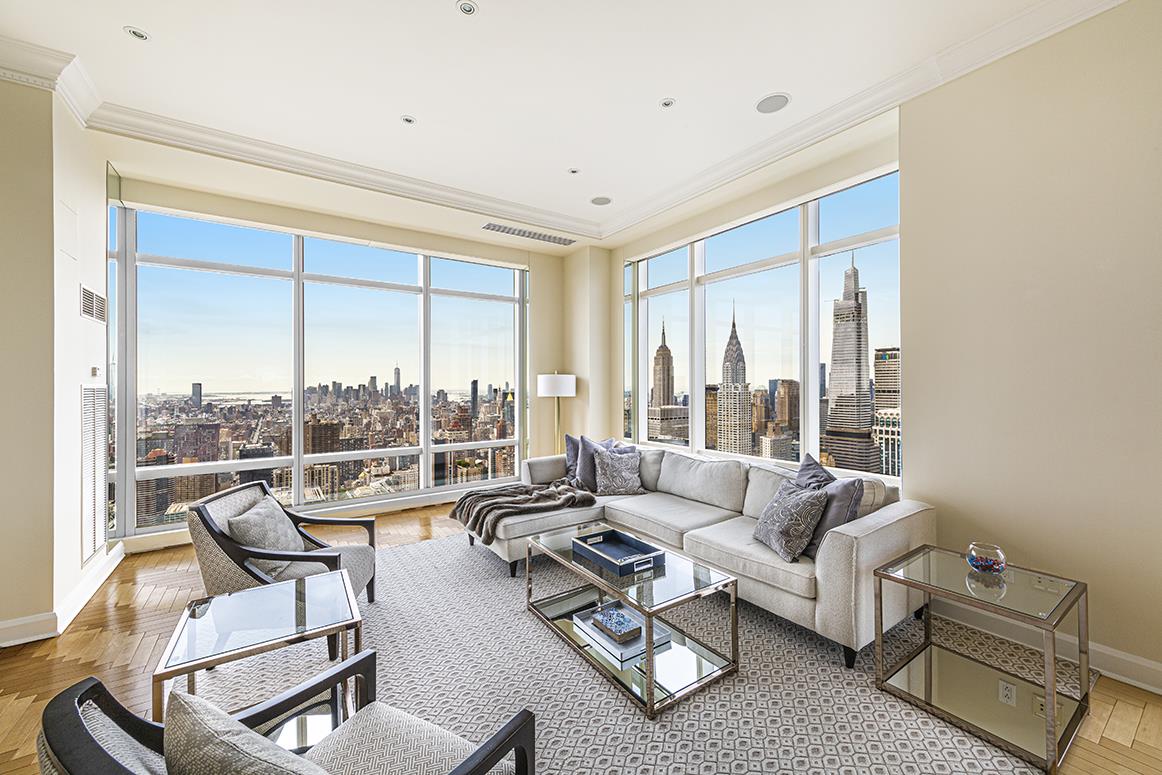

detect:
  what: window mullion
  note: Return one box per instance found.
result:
[802,201,821,463]
[123,208,139,536]
[689,243,706,452]
[292,234,305,507]
[419,255,433,489]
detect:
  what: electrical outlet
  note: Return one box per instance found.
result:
[1033,694,1063,719]
[998,680,1017,707]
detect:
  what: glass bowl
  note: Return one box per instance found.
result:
[966,542,1006,574]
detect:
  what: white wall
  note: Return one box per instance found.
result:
[900,0,1162,666]
[561,245,615,442]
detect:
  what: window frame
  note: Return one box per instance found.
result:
[110,206,527,536]
[622,169,900,475]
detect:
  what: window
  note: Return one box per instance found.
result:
[624,170,901,475]
[623,300,633,438]
[110,208,527,536]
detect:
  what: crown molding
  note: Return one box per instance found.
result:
[86,103,605,239]
[600,0,1126,238]
[0,35,100,125]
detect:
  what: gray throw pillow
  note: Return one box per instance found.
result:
[794,454,864,559]
[227,495,302,576]
[564,433,583,480]
[164,691,327,775]
[575,436,628,491]
[753,481,829,562]
[594,447,646,496]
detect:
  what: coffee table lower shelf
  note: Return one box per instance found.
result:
[880,643,1087,771]
[529,585,735,718]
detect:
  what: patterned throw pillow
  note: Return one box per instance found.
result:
[227,495,303,576]
[753,481,829,562]
[164,691,327,775]
[593,447,646,496]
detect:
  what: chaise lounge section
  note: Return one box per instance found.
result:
[466,448,934,666]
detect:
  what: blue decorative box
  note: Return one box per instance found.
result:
[572,602,672,668]
[572,529,666,577]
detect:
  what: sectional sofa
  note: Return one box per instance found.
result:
[465,448,934,666]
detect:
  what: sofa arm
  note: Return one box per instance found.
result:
[814,499,935,651]
[521,454,567,485]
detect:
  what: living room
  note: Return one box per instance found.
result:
[1,1,1159,773]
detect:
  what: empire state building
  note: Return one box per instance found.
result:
[651,322,674,408]
[822,258,881,471]
[647,321,688,443]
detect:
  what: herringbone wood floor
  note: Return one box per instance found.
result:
[2,507,1160,775]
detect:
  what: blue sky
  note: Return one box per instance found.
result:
[131,211,516,395]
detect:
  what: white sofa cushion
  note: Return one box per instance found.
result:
[741,465,795,519]
[638,449,665,491]
[605,492,738,548]
[491,496,629,540]
[655,454,747,512]
[683,516,817,599]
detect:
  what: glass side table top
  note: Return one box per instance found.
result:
[163,571,357,670]
[531,522,733,611]
[878,545,1079,623]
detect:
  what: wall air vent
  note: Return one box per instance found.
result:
[80,285,107,324]
[482,222,576,246]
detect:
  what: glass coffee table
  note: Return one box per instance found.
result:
[527,522,738,719]
[152,570,363,725]
[875,545,1089,774]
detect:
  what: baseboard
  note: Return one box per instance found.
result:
[932,599,1162,695]
[0,611,59,648]
[119,528,192,554]
[55,542,126,633]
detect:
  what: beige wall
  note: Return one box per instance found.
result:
[561,246,616,442]
[0,81,56,627]
[900,0,1162,663]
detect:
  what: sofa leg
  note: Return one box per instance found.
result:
[468,533,475,547]
[914,604,926,621]
[327,634,339,661]
[366,578,376,604]
[509,560,520,578]
[842,646,857,669]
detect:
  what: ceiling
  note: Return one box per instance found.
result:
[0,0,1120,247]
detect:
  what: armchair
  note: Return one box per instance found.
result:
[38,651,535,775]
[187,481,377,603]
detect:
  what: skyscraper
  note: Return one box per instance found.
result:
[774,379,800,433]
[191,382,202,409]
[368,375,378,396]
[470,379,479,418]
[873,347,901,411]
[393,364,401,397]
[873,347,902,475]
[716,311,752,455]
[704,385,718,448]
[650,321,674,408]
[822,258,881,472]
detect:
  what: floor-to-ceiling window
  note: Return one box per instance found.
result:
[623,170,901,475]
[109,206,526,536]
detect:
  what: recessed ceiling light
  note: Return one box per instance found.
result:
[457,0,478,15]
[568,168,580,175]
[755,93,791,114]
[591,196,612,206]
[123,26,150,41]
[400,115,417,125]
[659,98,677,109]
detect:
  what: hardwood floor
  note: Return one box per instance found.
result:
[2,506,1159,774]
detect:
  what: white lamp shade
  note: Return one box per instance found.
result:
[537,373,576,398]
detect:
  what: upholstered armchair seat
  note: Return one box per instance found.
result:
[38,652,535,775]
[187,482,377,603]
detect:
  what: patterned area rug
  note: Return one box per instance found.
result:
[185,535,1095,774]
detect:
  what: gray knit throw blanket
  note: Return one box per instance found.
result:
[452,480,596,545]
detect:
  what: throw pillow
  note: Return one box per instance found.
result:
[575,436,629,491]
[594,447,646,496]
[795,453,836,488]
[227,495,302,576]
[800,477,863,559]
[164,691,327,775]
[564,433,582,480]
[753,481,829,562]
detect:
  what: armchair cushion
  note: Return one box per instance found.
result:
[228,496,305,577]
[303,701,514,775]
[272,543,376,596]
[164,691,326,775]
[75,700,165,775]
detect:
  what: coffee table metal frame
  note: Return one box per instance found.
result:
[874,544,1089,774]
[151,569,363,722]
[526,522,739,719]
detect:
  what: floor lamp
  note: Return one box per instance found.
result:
[537,373,576,455]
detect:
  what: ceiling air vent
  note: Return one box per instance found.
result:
[482,222,576,246]
[80,285,107,324]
